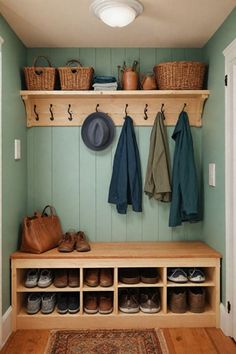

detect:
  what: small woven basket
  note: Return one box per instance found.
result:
[24,56,56,90]
[154,61,206,90]
[58,60,94,90]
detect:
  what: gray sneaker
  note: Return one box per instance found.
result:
[25,269,39,288]
[38,269,53,288]
[140,289,161,313]
[119,289,139,313]
[41,293,56,314]
[26,293,41,314]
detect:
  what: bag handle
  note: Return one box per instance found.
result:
[42,205,56,216]
[33,56,52,68]
[66,59,82,67]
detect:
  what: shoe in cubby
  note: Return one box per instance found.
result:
[139,288,161,314]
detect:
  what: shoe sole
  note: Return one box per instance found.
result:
[41,310,54,314]
[140,276,159,284]
[119,278,140,284]
[100,283,113,287]
[56,308,68,314]
[168,279,188,283]
[85,282,99,287]
[26,310,40,315]
[140,306,161,313]
[99,308,113,314]
[119,307,139,313]
[25,284,37,288]
[68,308,80,314]
[84,308,98,314]
[189,279,205,283]
[38,282,53,288]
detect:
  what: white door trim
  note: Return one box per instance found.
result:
[223,37,236,338]
[0,34,4,348]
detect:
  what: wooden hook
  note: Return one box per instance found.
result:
[68,104,73,121]
[144,104,148,120]
[34,104,39,121]
[49,104,54,121]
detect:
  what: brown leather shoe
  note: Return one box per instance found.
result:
[99,293,113,314]
[100,269,113,287]
[85,269,99,287]
[84,293,98,314]
[54,269,68,288]
[75,231,91,252]
[68,269,80,288]
[58,232,76,252]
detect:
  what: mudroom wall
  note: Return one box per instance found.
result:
[0,16,27,314]
[26,48,204,243]
[202,6,236,303]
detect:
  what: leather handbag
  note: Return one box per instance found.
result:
[20,205,63,254]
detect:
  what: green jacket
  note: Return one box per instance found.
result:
[144,112,172,202]
[169,111,200,227]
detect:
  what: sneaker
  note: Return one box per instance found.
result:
[84,293,98,314]
[169,288,187,313]
[41,293,56,314]
[54,269,68,288]
[188,287,205,313]
[119,289,139,313]
[188,268,205,283]
[168,268,188,283]
[25,269,39,288]
[68,293,80,314]
[140,289,161,313]
[99,293,113,314]
[38,269,53,288]
[57,293,68,314]
[140,268,159,284]
[68,269,80,288]
[26,293,41,314]
[119,268,140,284]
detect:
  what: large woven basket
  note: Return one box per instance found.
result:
[58,60,94,90]
[24,56,56,90]
[154,61,206,90]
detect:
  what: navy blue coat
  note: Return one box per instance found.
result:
[169,111,200,227]
[108,116,142,214]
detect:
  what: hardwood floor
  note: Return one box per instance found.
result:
[1,328,236,354]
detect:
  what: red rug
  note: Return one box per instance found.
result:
[46,329,169,354]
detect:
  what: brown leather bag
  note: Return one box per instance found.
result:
[20,205,63,254]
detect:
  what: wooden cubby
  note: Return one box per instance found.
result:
[11,241,221,330]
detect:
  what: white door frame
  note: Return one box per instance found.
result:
[0,35,3,347]
[223,37,236,339]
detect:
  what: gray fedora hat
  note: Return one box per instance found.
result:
[81,112,115,151]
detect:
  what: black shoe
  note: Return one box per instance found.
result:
[57,293,68,314]
[140,268,159,284]
[68,293,80,314]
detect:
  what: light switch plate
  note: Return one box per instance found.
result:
[209,163,216,187]
[14,139,21,160]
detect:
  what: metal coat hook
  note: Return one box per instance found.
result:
[144,104,148,120]
[34,104,39,121]
[49,104,54,121]
[182,103,187,112]
[161,103,165,113]
[96,104,99,112]
[68,104,73,121]
[124,104,128,117]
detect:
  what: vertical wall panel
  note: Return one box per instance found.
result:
[52,127,80,232]
[27,47,204,243]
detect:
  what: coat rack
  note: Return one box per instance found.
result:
[20,90,209,128]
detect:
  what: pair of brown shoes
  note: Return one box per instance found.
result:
[54,269,80,288]
[58,231,91,252]
[169,287,205,313]
[84,292,113,314]
[85,269,113,287]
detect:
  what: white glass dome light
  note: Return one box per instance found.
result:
[90,0,144,28]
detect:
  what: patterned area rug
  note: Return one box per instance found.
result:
[46,329,169,354]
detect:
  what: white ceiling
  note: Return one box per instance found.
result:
[0,0,235,48]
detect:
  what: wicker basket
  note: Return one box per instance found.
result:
[153,61,206,90]
[58,60,94,90]
[24,56,56,90]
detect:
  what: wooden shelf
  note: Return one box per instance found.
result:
[20,90,209,127]
[11,241,220,330]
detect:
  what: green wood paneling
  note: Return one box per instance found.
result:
[26,47,204,243]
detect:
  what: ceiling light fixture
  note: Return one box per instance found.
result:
[90,0,144,28]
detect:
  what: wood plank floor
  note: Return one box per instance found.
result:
[1,328,236,354]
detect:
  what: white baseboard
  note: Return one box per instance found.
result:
[1,306,12,349]
[220,302,233,336]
